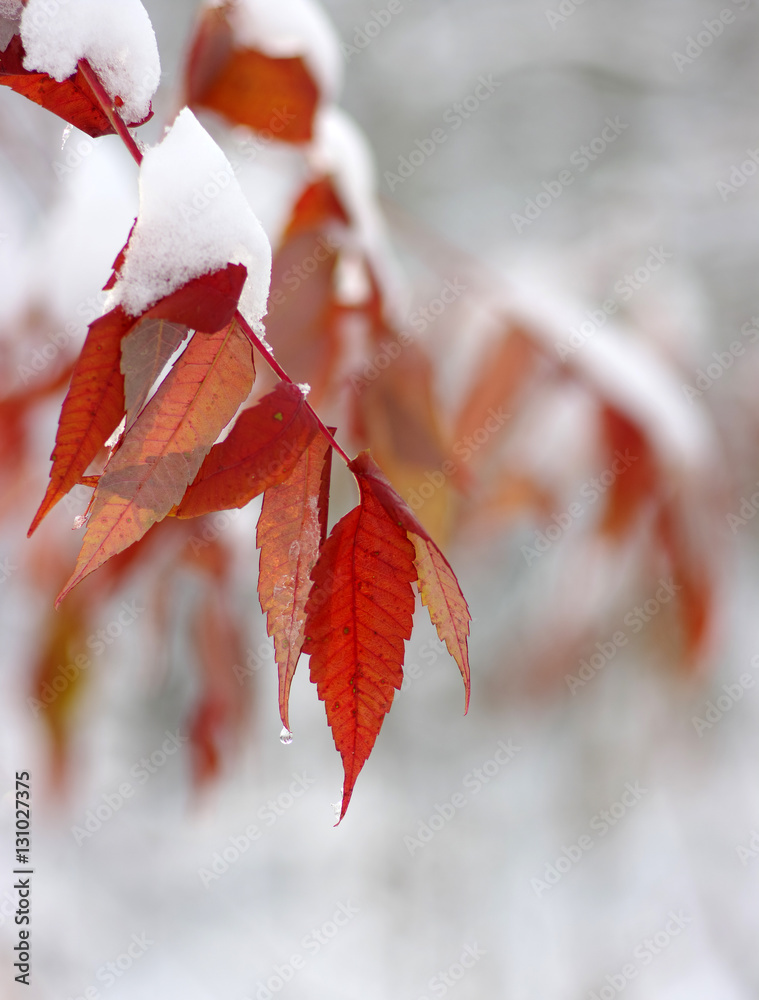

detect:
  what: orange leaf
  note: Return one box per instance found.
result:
[0,33,151,135]
[57,319,255,603]
[303,482,417,822]
[186,5,318,142]
[256,425,332,732]
[350,452,471,712]
[28,307,134,536]
[453,325,537,466]
[175,381,318,518]
[265,233,341,402]
[351,343,453,543]
[284,177,350,240]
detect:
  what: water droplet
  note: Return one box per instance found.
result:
[279,727,293,745]
[61,123,73,149]
[72,514,88,529]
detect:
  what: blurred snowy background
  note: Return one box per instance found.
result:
[2,0,759,998]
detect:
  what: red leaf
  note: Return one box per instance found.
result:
[0,33,151,136]
[175,381,318,518]
[256,425,332,731]
[56,319,255,604]
[145,262,247,333]
[185,5,319,142]
[303,482,417,822]
[349,452,471,712]
[28,307,134,536]
[598,405,657,538]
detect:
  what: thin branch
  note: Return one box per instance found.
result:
[234,312,352,466]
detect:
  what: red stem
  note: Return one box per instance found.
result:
[78,58,353,468]
[234,313,351,465]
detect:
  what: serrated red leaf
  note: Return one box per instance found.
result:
[186,4,319,142]
[256,426,332,731]
[28,307,134,536]
[349,451,471,712]
[0,33,151,136]
[303,483,417,822]
[175,381,318,518]
[56,319,255,604]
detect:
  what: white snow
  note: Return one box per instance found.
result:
[311,107,406,314]
[20,0,160,124]
[219,0,343,104]
[502,267,719,475]
[106,109,272,329]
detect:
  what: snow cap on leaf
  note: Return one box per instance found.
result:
[105,108,272,328]
[186,0,342,142]
[20,0,160,125]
